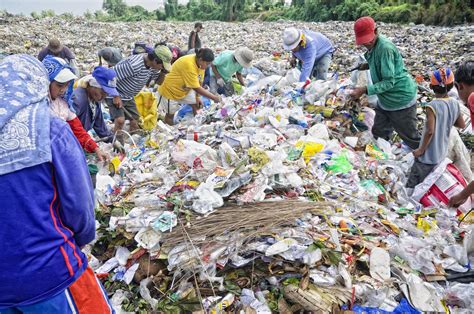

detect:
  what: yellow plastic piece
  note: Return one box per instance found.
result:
[175,180,200,188]
[134,91,158,131]
[381,219,400,235]
[109,156,122,175]
[295,140,324,163]
[417,217,437,234]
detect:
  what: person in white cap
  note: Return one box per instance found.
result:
[210,46,254,96]
[282,27,334,82]
[42,55,109,162]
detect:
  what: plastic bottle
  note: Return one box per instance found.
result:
[186,131,210,142]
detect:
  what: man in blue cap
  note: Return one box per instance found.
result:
[72,66,119,142]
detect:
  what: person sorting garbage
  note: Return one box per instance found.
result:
[38,38,80,76]
[0,54,114,314]
[282,27,334,82]
[106,45,172,143]
[210,46,254,96]
[449,60,474,207]
[157,48,222,125]
[350,16,420,150]
[72,66,124,153]
[98,47,123,67]
[406,68,465,189]
[42,55,109,162]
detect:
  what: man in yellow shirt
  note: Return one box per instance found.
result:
[158,48,222,125]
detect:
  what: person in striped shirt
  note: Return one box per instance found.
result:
[106,45,172,142]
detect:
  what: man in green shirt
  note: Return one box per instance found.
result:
[210,47,254,96]
[350,16,420,149]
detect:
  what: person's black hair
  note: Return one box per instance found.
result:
[148,52,163,65]
[431,82,453,95]
[195,22,203,29]
[455,61,474,85]
[196,48,214,62]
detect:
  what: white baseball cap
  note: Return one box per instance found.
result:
[282,27,302,51]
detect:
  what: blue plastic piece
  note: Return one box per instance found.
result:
[342,299,421,314]
[175,96,212,123]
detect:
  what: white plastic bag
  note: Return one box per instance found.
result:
[192,182,224,214]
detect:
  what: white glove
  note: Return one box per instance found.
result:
[113,141,125,154]
[217,77,225,87]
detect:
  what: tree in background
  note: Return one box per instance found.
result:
[103,0,127,17]
[21,0,474,26]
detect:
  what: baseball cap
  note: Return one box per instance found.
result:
[282,27,302,51]
[430,68,454,87]
[354,16,376,45]
[154,45,173,72]
[92,66,119,97]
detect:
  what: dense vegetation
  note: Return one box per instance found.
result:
[23,0,473,25]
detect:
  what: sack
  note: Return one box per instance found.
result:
[412,159,471,212]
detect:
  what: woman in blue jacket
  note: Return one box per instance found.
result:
[0,55,114,313]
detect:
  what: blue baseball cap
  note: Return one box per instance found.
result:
[92,66,119,97]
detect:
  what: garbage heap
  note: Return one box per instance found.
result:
[89,65,474,313]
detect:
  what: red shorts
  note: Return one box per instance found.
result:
[0,267,114,314]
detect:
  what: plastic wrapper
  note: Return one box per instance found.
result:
[152,211,177,232]
[390,236,436,274]
[192,181,224,214]
[265,238,298,256]
[115,246,131,266]
[237,176,269,203]
[369,247,391,281]
[240,288,272,314]
[134,228,162,251]
[218,142,239,168]
[172,139,218,170]
[139,278,158,309]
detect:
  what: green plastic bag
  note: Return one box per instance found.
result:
[326,152,352,174]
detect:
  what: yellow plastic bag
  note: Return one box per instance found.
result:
[248,147,270,172]
[134,91,158,131]
[295,140,324,163]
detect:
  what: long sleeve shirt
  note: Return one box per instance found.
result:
[365,35,417,110]
[50,97,99,152]
[0,117,95,309]
[72,87,113,140]
[293,30,334,82]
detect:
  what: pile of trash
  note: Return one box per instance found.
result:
[85,65,474,313]
[2,15,474,313]
[1,14,473,74]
